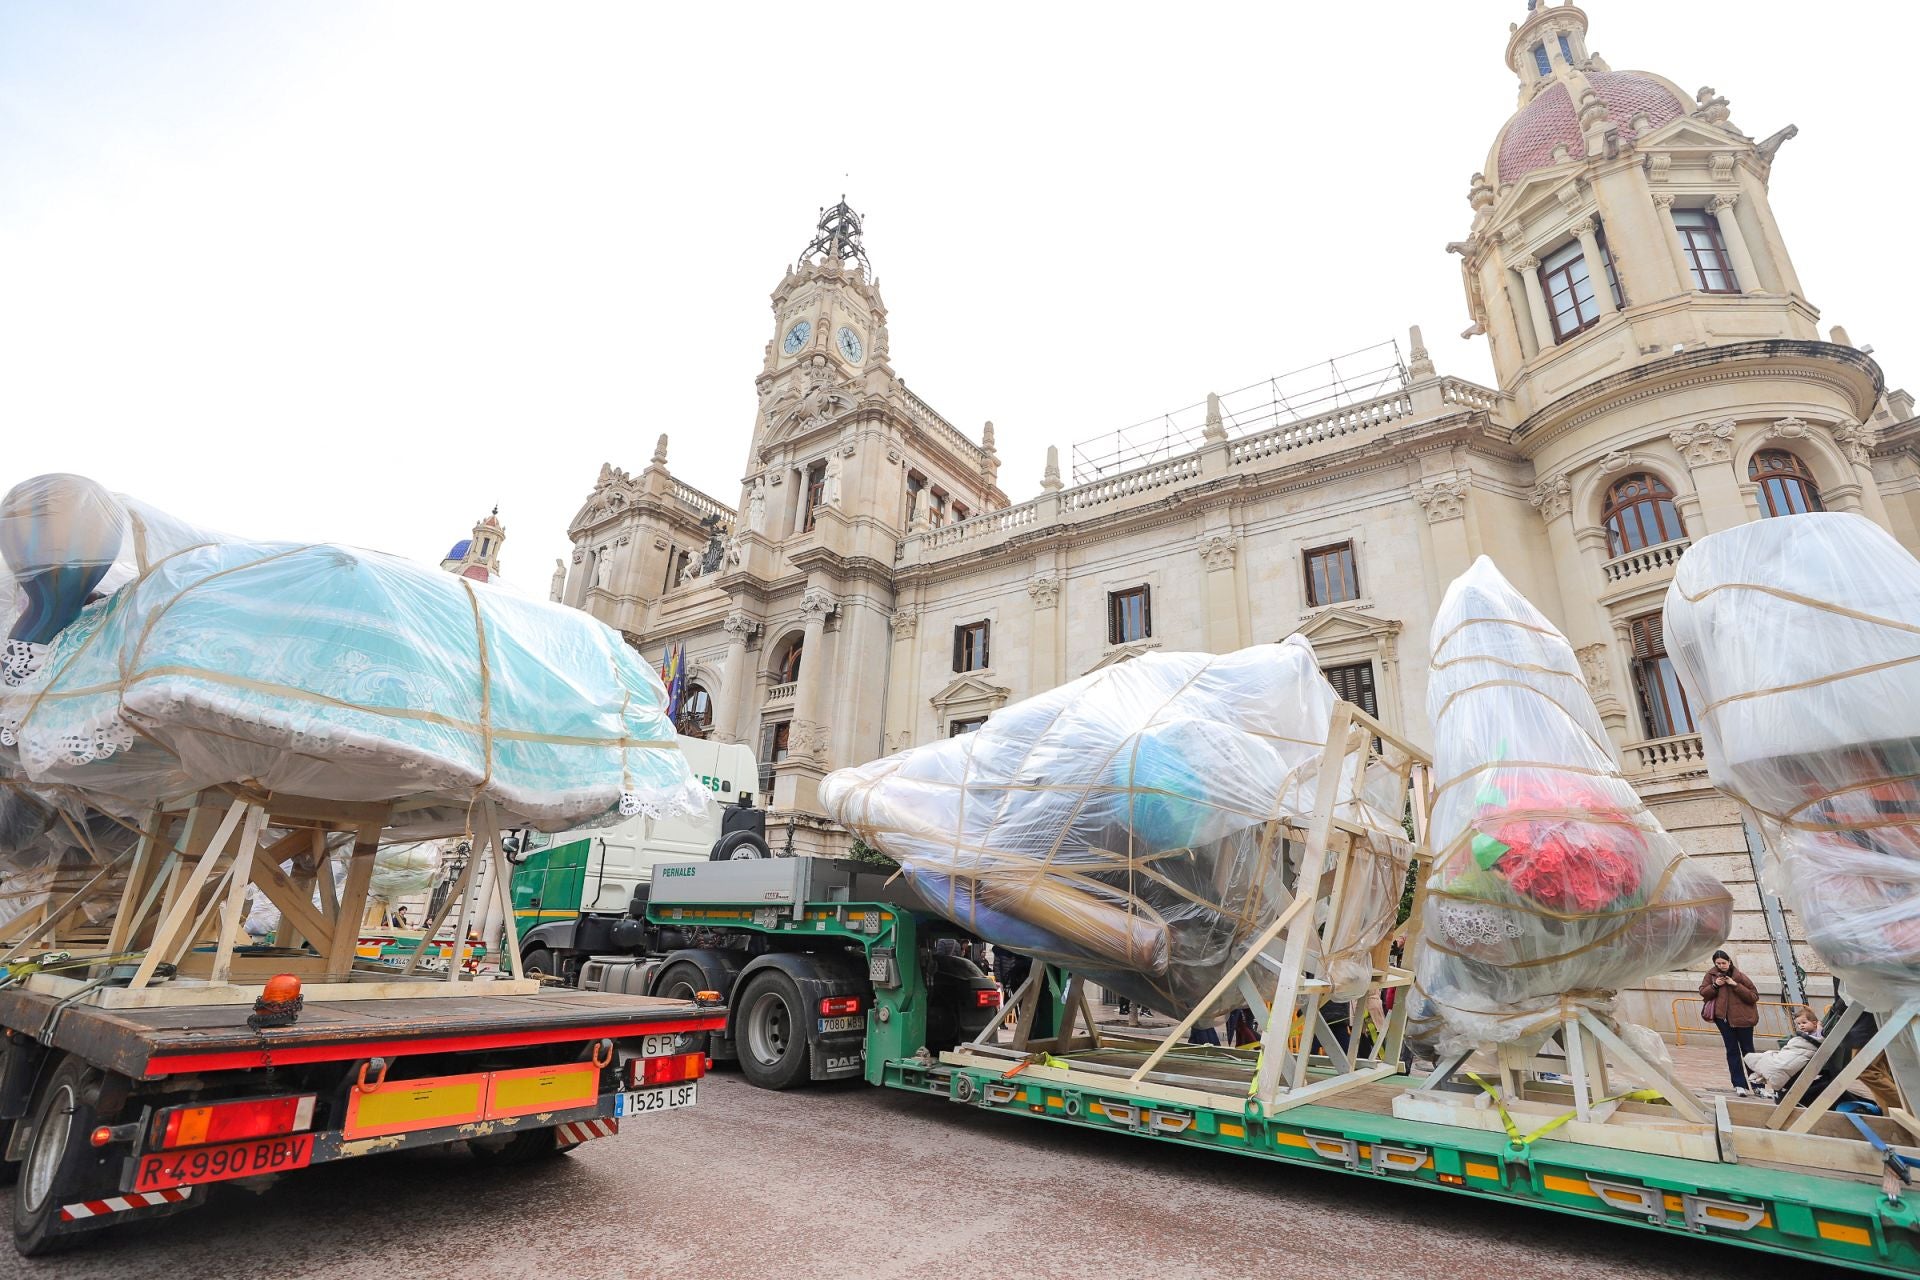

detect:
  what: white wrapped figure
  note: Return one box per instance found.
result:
[822,639,1411,1017]
[1664,512,1920,1013]
[1411,558,1730,1056]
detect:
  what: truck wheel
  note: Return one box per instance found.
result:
[469,1127,569,1166]
[710,831,771,861]
[735,970,810,1090]
[652,962,714,1056]
[521,947,559,983]
[13,1055,94,1257]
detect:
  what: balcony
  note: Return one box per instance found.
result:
[765,682,797,708]
[1602,538,1690,586]
[1627,732,1708,777]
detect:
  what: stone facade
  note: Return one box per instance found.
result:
[561,5,1920,1026]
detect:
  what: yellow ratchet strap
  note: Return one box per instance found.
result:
[1466,1073,1660,1146]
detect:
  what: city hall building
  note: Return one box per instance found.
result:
[551,3,1920,1018]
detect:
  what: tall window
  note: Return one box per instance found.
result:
[1672,208,1740,293]
[929,490,948,528]
[1750,449,1824,517]
[1322,661,1378,718]
[758,720,791,796]
[1109,586,1151,644]
[906,472,926,523]
[775,637,803,685]
[1305,542,1360,607]
[802,463,827,532]
[1531,42,1551,76]
[676,684,712,737]
[950,717,988,737]
[1602,473,1687,556]
[953,621,990,672]
[1538,234,1622,343]
[953,501,970,522]
[1628,614,1695,738]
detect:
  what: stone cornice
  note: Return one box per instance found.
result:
[1510,341,1885,453]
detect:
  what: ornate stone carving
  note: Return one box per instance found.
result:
[1414,478,1468,523]
[1598,450,1633,473]
[549,559,566,602]
[1510,254,1541,272]
[722,610,759,643]
[886,444,902,464]
[1770,415,1811,440]
[1834,421,1877,465]
[1575,643,1612,694]
[1529,472,1573,521]
[1709,153,1736,182]
[1709,192,1739,214]
[787,719,829,761]
[571,547,584,564]
[650,433,669,466]
[1651,191,1676,208]
[1026,574,1062,608]
[1197,534,1239,569]
[1646,155,1673,183]
[890,606,919,639]
[1693,85,1731,125]
[1568,217,1596,239]
[747,479,767,532]
[800,586,837,621]
[1671,419,1736,466]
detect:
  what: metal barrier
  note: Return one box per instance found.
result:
[1671,997,1829,1046]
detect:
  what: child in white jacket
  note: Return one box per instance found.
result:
[1744,1005,1823,1099]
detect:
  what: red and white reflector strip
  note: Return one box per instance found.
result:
[554,1118,618,1146]
[60,1187,192,1221]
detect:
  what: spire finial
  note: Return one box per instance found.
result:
[1041,445,1063,493]
[801,198,870,270]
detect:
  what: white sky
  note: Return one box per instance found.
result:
[3,1,1914,586]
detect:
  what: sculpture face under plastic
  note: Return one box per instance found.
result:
[0,474,705,840]
[822,638,1411,1017]
[1411,557,1730,1055]
[1664,512,1920,1012]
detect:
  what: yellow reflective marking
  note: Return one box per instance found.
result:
[1819,1221,1872,1247]
[1219,1122,1246,1138]
[1464,1162,1499,1180]
[1046,1096,1064,1110]
[1543,1174,1598,1198]
[1273,1132,1310,1149]
[1088,1102,1106,1116]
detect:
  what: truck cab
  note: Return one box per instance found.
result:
[510,737,763,984]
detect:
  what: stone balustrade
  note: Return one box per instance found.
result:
[901,385,987,464]
[1602,538,1690,584]
[671,477,734,528]
[1228,390,1415,466]
[1066,456,1202,510]
[1627,732,1707,774]
[765,681,797,705]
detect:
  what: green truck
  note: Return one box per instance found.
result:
[571,854,1920,1277]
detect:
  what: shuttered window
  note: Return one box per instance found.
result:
[953,621,990,672]
[1109,587,1151,644]
[1628,614,1695,738]
[1322,661,1378,718]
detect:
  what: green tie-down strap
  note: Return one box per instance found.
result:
[1466,1072,1661,1147]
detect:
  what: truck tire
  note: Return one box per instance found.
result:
[521,947,559,983]
[710,831,771,861]
[735,969,811,1090]
[651,961,715,1056]
[13,1055,95,1257]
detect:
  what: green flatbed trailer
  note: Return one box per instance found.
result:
[647,883,1920,1277]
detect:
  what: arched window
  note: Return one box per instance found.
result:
[775,637,803,684]
[676,684,712,737]
[1602,473,1687,556]
[1750,449,1825,517]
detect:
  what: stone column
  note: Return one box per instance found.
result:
[1835,422,1893,527]
[1669,421,1748,532]
[1512,256,1556,350]
[719,610,758,744]
[1196,533,1242,653]
[1572,218,1616,315]
[1415,478,1474,582]
[1530,472,1632,745]
[1652,195,1698,292]
[884,605,920,753]
[1710,194,1764,295]
[1026,574,1062,692]
[791,586,835,755]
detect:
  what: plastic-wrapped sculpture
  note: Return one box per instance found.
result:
[822,638,1411,1017]
[1664,512,1920,1012]
[0,474,705,844]
[1411,558,1730,1055]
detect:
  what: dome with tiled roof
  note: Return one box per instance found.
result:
[1491,70,1687,185]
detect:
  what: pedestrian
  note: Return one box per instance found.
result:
[1812,988,1902,1115]
[1698,949,1760,1095]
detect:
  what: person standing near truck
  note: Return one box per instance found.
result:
[1699,949,1760,1095]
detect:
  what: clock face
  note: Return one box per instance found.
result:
[837,326,864,363]
[782,320,812,356]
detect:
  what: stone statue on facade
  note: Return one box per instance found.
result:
[748,479,767,532]
[549,558,566,602]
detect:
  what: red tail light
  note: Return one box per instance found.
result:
[151,1095,316,1150]
[975,988,1002,1008]
[819,996,862,1016]
[638,1051,707,1086]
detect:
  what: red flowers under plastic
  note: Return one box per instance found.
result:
[1476,776,1646,913]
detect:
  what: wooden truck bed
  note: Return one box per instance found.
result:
[0,985,711,1080]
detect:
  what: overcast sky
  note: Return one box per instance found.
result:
[3,1,1913,588]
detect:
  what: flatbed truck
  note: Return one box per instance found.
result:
[570,706,1920,1278]
[0,788,726,1257]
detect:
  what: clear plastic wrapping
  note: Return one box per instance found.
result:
[0,475,706,838]
[1664,512,1920,1012]
[1411,558,1731,1055]
[822,638,1411,1017]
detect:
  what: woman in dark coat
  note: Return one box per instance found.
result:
[1699,949,1761,1094]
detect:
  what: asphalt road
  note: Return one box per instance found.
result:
[4,1071,1853,1280]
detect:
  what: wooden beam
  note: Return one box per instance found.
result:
[248,853,333,949]
[324,836,380,980]
[210,806,266,984]
[130,799,247,990]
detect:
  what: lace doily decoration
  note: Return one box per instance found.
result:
[2,639,45,688]
[1435,902,1525,947]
